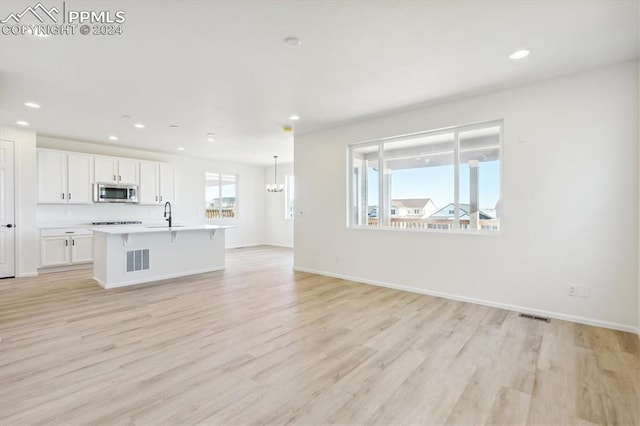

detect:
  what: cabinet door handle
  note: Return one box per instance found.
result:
[119,175,122,182]
[155,195,158,202]
[72,239,76,246]
[68,193,71,200]
[65,240,68,246]
[160,195,163,202]
[113,174,116,182]
[61,193,65,199]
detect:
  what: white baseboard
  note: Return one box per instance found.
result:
[38,263,92,274]
[264,243,294,248]
[293,266,639,335]
[17,272,38,278]
[227,243,266,249]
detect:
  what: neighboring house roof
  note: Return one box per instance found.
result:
[429,203,496,220]
[391,198,433,209]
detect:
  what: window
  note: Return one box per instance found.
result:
[285,174,295,219]
[205,173,237,219]
[348,120,501,232]
[351,143,380,226]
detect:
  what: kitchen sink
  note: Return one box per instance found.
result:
[144,224,186,228]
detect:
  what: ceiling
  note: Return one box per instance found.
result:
[0,0,638,166]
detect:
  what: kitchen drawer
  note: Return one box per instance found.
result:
[40,228,93,237]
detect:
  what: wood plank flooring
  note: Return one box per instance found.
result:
[1,246,638,425]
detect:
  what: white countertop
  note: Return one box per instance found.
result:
[89,224,233,235]
[38,222,96,229]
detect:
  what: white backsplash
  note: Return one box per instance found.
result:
[37,203,166,225]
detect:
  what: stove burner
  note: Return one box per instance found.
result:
[91,221,143,225]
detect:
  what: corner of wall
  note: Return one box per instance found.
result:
[636,59,640,337]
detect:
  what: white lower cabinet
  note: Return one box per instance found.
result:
[40,229,93,268]
[71,235,94,263]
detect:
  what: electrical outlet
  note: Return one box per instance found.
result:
[568,284,577,297]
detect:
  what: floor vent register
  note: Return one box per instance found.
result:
[126,249,150,272]
[519,313,550,322]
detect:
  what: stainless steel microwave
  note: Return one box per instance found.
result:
[93,183,139,203]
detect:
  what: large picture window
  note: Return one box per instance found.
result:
[205,173,237,219]
[348,120,501,232]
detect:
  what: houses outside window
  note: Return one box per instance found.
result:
[205,173,237,219]
[348,120,501,232]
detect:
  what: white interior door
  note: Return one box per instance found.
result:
[0,140,16,278]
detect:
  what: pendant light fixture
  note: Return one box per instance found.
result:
[266,155,284,192]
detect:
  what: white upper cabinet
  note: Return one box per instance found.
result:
[67,154,93,203]
[38,149,171,205]
[38,150,67,203]
[94,157,117,183]
[139,161,175,205]
[118,159,139,184]
[38,150,93,204]
[139,161,159,204]
[94,157,138,184]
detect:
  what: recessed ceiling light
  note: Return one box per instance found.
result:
[177,147,185,151]
[289,115,300,121]
[284,37,301,47]
[169,124,179,128]
[509,49,530,60]
[25,102,41,108]
[122,115,132,119]
[108,135,119,141]
[16,120,29,126]
[207,138,215,142]
[134,123,145,129]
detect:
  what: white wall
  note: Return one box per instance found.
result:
[37,137,265,248]
[264,162,294,247]
[0,126,38,276]
[294,60,639,332]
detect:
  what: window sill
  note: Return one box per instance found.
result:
[347,225,502,236]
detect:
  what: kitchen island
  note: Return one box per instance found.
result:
[90,225,233,289]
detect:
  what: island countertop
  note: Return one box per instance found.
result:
[89,224,234,235]
[91,224,233,288]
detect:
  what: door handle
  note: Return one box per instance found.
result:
[68,193,72,200]
[2,224,14,228]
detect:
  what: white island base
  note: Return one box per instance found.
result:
[91,225,231,289]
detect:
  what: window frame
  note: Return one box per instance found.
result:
[204,172,239,220]
[347,119,503,234]
[285,174,295,220]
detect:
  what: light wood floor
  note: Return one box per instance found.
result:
[1,246,638,425]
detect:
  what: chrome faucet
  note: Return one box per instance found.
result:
[164,201,172,227]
